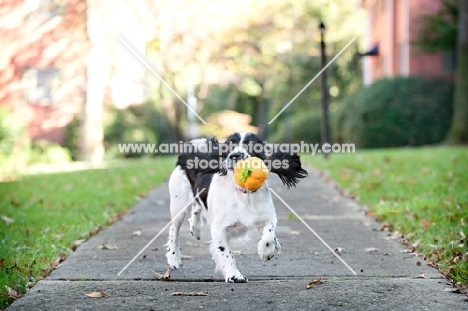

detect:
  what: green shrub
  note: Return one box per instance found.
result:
[63,115,81,161]
[29,140,72,164]
[0,108,26,157]
[104,103,175,158]
[0,109,72,177]
[64,102,175,159]
[334,77,453,148]
[270,111,322,143]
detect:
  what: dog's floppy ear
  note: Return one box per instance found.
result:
[176,136,222,174]
[266,148,308,188]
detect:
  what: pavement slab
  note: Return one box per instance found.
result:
[8,167,468,310]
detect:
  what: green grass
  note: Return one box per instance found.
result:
[303,147,468,292]
[0,156,175,308]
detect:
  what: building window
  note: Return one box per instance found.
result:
[398,43,409,76]
[22,67,60,105]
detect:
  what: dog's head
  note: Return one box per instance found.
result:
[177,132,308,188]
[222,132,266,170]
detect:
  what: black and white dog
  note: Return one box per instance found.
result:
[166,132,307,283]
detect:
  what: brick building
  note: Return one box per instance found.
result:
[0,0,153,144]
[362,0,455,84]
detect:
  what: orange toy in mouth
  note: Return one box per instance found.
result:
[233,157,269,191]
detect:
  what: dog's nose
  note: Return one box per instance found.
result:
[228,152,243,160]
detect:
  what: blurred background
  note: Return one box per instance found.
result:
[0,0,465,177]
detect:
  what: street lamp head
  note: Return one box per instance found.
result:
[319,21,326,35]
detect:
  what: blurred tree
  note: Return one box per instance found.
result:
[80,0,109,163]
[414,0,458,52]
[415,0,467,143]
[446,0,468,142]
[145,0,363,141]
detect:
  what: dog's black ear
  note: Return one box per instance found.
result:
[176,136,223,174]
[267,149,308,188]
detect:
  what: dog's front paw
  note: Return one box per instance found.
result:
[258,237,281,262]
[226,274,248,283]
[166,250,182,269]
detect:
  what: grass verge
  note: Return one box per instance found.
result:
[303,147,468,293]
[0,156,175,308]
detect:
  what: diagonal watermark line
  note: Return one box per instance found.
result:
[117,188,206,276]
[269,188,357,275]
[118,36,207,125]
[268,37,356,124]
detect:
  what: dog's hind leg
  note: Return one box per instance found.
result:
[166,167,191,269]
[189,202,204,240]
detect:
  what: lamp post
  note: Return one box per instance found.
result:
[319,21,330,158]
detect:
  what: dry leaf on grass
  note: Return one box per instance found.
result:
[73,239,86,247]
[172,292,207,296]
[151,268,171,280]
[306,278,323,289]
[2,215,14,225]
[86,289,107,298]
[5,286,21,299]
[98,242,118,250]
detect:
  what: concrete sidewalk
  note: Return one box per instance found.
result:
[8,168,468,310]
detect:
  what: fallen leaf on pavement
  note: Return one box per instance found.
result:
[2,215,14,225]
[98,242,118,250]
[86,289,107,298]
[52,253,66,267]
[132,230,142,237]
[187,241,203,247]
[399,249,412,253]
[172,292,207,296]
[443,288,461,293]
[290,230,301,235]
[334,247,345,254]
[306,278,323,289]
[181,254,193,259]
[331,195,341,203]
[365,247,380,253]
[414,272,427,279]
[151,268,171,280]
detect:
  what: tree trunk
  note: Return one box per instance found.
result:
[256,82,266,139]
[446,0,468,143]
[80,0,109,163]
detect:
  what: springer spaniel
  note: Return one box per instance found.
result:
[165,132,308,283]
